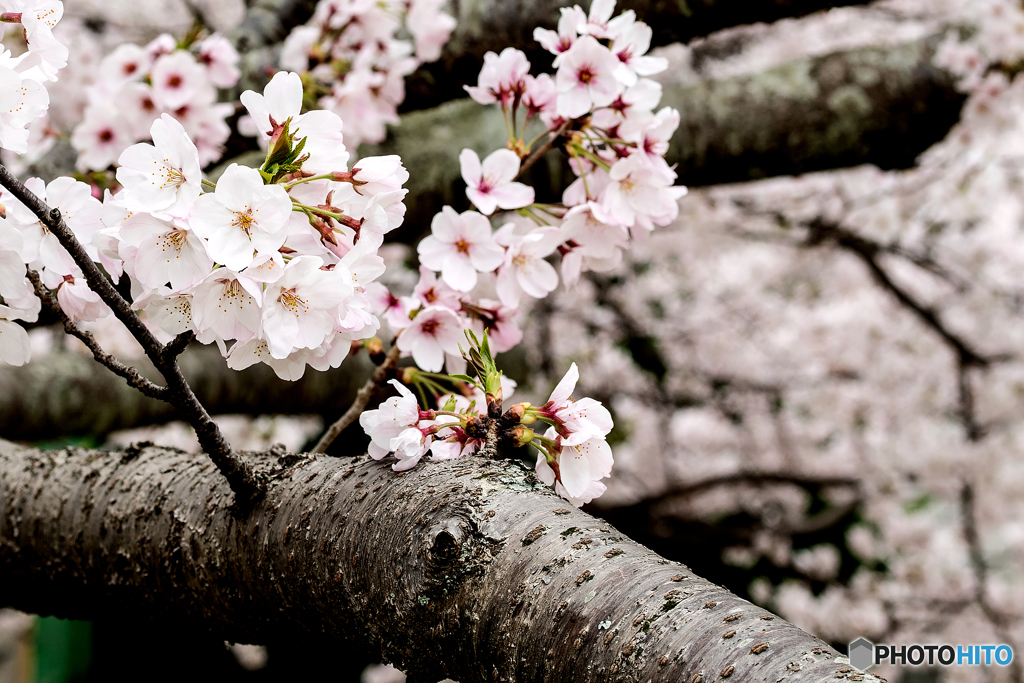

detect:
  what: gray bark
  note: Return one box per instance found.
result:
[363,34,963,240]
[0,346,371,441]
[0,438,878,682]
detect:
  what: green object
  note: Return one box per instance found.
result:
[34,617,91,683]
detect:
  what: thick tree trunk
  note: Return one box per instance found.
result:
[0,439,876,682]
[0,347,371,441]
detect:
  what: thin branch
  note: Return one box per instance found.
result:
[960,481,1024,683]
[312,343,402,454]
[516,120,571,181]
[25,269,169,401]
[163,330,195,363]
[804,218,996,367]
[0,164,262,502]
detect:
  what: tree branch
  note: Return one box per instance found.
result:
[0,164,262,502]
[311,344,401,454]
[0,438,884,683]
[0,346,374,441]
[25,269,169,401]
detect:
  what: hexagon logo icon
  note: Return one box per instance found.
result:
[849,637,875,671]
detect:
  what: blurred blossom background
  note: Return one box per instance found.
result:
[3,0,1024,681]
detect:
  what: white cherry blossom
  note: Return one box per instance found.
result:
[494,224,562,307]
[189,164,292,270]
[359,379,421,459]
[261,255,352,359]
[116,114,202,217]
[118,213,211,291]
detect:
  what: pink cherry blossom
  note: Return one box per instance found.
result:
[459,148,535,215]
[406,0,457,62]
[464,48,530,107]
[418,206,505,291]
[600,153,687,235]
[99,43,150,85]
[534,6,586,64]
[69,104,134,171]
[150,51,209,110]
[555,35,621,119]
[196,35,240,88]
[608,19,667,86]
[397,305,464,372]
[412,266,463,311]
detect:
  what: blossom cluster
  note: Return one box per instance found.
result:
[0,0,67,154]
[355,0,688,503]
[368,0,686,381]
[0,0,68,363]
[277,0,456,150]
[0,70,410,379]
[70,31,240,171]
[360,357,614,506]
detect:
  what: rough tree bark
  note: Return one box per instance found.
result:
[0,439,877,683]
[0,347,371,441]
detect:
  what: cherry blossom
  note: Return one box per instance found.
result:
[150,51,208,111]
[261,255,352,359]
[118,213,211,292]
[607,15,666,86]
[359,379,421,460]
[196,35,240,88]
[116,114,202,217]
[600,153,687,235]
[0,317,30,366]
[417,206,505,291]
[459,148,534,215]
[465,48,531,107]
[189,164,292,271]
[190,270,263,343]
[397,305,464,372]
[534,6,586,64]
[555,35,621,118]
[494,224,562,307]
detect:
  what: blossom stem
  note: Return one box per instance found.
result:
[282,173,334,189]
[516,207,551,226]
[201,178,217,189]
[516,119,572,181]
[571,143,612,172]
[568,147,592,199]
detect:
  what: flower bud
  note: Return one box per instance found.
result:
[508,425,535,447]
